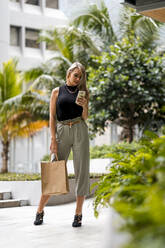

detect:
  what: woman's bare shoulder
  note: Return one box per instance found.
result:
[51,87,59,97]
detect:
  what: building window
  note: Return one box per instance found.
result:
[46,0,58,9]
[46,43,54,51]
[10,0,19,2]
[10,26,21,46]
[25,0,39,6]
[25,28,40,48]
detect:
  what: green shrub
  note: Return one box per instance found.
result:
[42,142,140,161]
[41,154,50,161]
[90,144,112,158]
[0,172,105,181]
[0,173,41,181]
[91,130,165,248]
[41,152,73,161]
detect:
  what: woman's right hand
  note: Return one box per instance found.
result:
[50,139,58,154]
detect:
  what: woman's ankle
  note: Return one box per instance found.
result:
[75,212,82,215]
[37,209,44,214]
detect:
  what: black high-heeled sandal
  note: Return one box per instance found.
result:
[34,211,44,225]
[72,214,82,227]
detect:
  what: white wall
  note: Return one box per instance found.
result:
[0,0,68,70]
[0,0,10,68]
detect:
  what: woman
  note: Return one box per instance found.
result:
[34,62,90,227]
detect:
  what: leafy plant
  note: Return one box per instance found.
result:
[42,142,140,161]
[88,36,165,142]
[91,130,165,247]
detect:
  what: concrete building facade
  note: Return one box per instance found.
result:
[0,0,68,70]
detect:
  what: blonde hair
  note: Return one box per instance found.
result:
[66,62,89,100]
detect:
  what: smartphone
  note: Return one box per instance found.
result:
[76,91,86,104]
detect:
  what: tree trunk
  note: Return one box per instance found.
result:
[1,140,10,173]
[128,125,134,143]
[119,125,134,143]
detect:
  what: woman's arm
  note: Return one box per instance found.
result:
[81,99,89,120]
[49,87,59,153]
[77,93,89,120]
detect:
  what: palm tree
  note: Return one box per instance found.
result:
[72,1,162,49]
[118,6,163,48]
[0,60,49,173]
[24,25,101,82]
[72,0,116,49]
[0,59,22,173]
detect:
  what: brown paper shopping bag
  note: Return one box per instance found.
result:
[41,154,69,195]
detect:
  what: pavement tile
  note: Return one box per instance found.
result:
[0,198,111,248]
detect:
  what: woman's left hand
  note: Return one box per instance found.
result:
[76,97,88,108]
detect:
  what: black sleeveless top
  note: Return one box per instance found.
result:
[56,84,83,121]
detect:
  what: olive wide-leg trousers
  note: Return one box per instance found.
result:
[55,116,90,196]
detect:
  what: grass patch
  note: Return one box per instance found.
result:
[0,172,105,181]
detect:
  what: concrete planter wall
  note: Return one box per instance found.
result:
[0,178,100,206]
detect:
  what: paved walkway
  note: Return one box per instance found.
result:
[0,198,113,248]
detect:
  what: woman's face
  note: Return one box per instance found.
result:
[68,68,82,86]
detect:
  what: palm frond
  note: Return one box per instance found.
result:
[29,74,63,95]
[72,1,116,46]
[156,24,165,52]
[0,91,49,141]
[40,27,74,60]
[24,66,45,82]
[0,59,22,103]
[133,15,159,46]
[67,27,101,55]
[47,56,72,79]
[49,55,72,67]
[119,6,161,48]
[9,120,48,138]
[0,91,49,121]
[29,75,54,91]
[1,113,48,139]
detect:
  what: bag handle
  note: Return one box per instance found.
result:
[50,153,59,162]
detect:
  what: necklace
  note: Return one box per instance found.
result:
[65,84,78,94]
